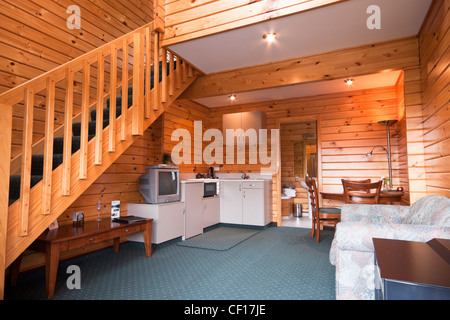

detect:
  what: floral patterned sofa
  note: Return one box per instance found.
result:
[329,195,450,300]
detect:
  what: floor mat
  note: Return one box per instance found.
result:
[176,226,261,251]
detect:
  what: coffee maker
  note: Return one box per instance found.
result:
[208,167,216,179]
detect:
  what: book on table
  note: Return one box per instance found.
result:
[113,216,147,224]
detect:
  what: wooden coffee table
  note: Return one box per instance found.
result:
[12,218,152,298]
[373,238,450,300]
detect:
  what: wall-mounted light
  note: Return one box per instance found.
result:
[365,120,398,189]
[263,33,278,43]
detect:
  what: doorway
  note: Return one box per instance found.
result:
[280,120,318,228]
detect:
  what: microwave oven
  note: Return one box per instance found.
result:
[203,182,217,197]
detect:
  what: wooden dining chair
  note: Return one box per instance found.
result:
[341,179,371,191]
[341,180,382,204]
[305,178,341,243]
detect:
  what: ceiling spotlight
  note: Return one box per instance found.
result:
[263,33,278,42]
[344,78,354,86]
[229,94,236,102]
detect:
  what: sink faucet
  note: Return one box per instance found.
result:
[240,171,250,180]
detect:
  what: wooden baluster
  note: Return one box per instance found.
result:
[132,31,144,136]
[161,49,167,104]
[121,38,128,141]
[109,45,117,152]
[176,56,181,89]
[95,51,104,165]
[62,68,74,196]
[188,63,194,78]
[145,27,151,118]
[79,60,90,179]
[0,102,13,299]
[42,78,55,215]
[20,87,34,236]
[153,31,160,111]
[182,57,188,83]
[168,51,175,97]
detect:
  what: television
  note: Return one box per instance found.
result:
[139,165,181,204]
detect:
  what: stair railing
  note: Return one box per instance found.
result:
[0,20,198,284]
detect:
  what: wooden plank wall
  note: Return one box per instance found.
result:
[162,99,211,174]
[208,85,407,219]
[0,0,153,93]
[1,0,153,160]
[419,0,450,197]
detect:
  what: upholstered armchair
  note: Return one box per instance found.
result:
[329,195,450,300]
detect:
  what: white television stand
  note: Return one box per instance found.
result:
[127,201,185,244]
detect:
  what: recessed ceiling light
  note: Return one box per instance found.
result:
[263,33,278,43]
[344,78,354,86]
[229,94,236,102]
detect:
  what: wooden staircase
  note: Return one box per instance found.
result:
[0,21,199,299]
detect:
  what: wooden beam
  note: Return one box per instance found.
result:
[62,68,74,196]
[168,52,175,96]
[79,60,90,180]
[153,31,160,111]
[145,27,151,118]
[0,103,13,300]
[162,0,346,46]
[42,78,55,215]
[132,31,145,135]
[109,46,117,152]
[181,36,420,100]
[95,52,105,165]
[121,38,129,141]
[20,87,34,236]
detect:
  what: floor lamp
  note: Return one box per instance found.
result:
[366,120,398,189]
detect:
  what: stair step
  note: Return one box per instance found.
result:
[91,102,130,122]
[52,135,95,155]
[30,153,64,176]
[9,175,43,206]
[72,120,109,137]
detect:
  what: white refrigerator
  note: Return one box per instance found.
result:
[181,181,204,240]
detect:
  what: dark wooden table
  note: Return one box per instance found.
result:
[321,190,404,203]
[13,218,153,298]
[373,238,450,300]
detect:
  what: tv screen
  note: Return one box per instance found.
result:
[159,171,178,195]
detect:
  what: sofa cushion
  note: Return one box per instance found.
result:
[402,195,450,227]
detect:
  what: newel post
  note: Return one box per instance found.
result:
[0,103,13,300]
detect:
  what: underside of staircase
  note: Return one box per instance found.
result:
[0,21,199,297]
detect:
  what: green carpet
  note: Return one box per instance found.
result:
[177,226,261,251]
[5,226,336,300]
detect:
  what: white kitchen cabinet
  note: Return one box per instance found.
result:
[127,202,185,244]
[223,111,267,146]
[202,196,220,228]
[181,181,204,240]
[242,188,265,225]
[221,180,271,226]
[221,181,244,224]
